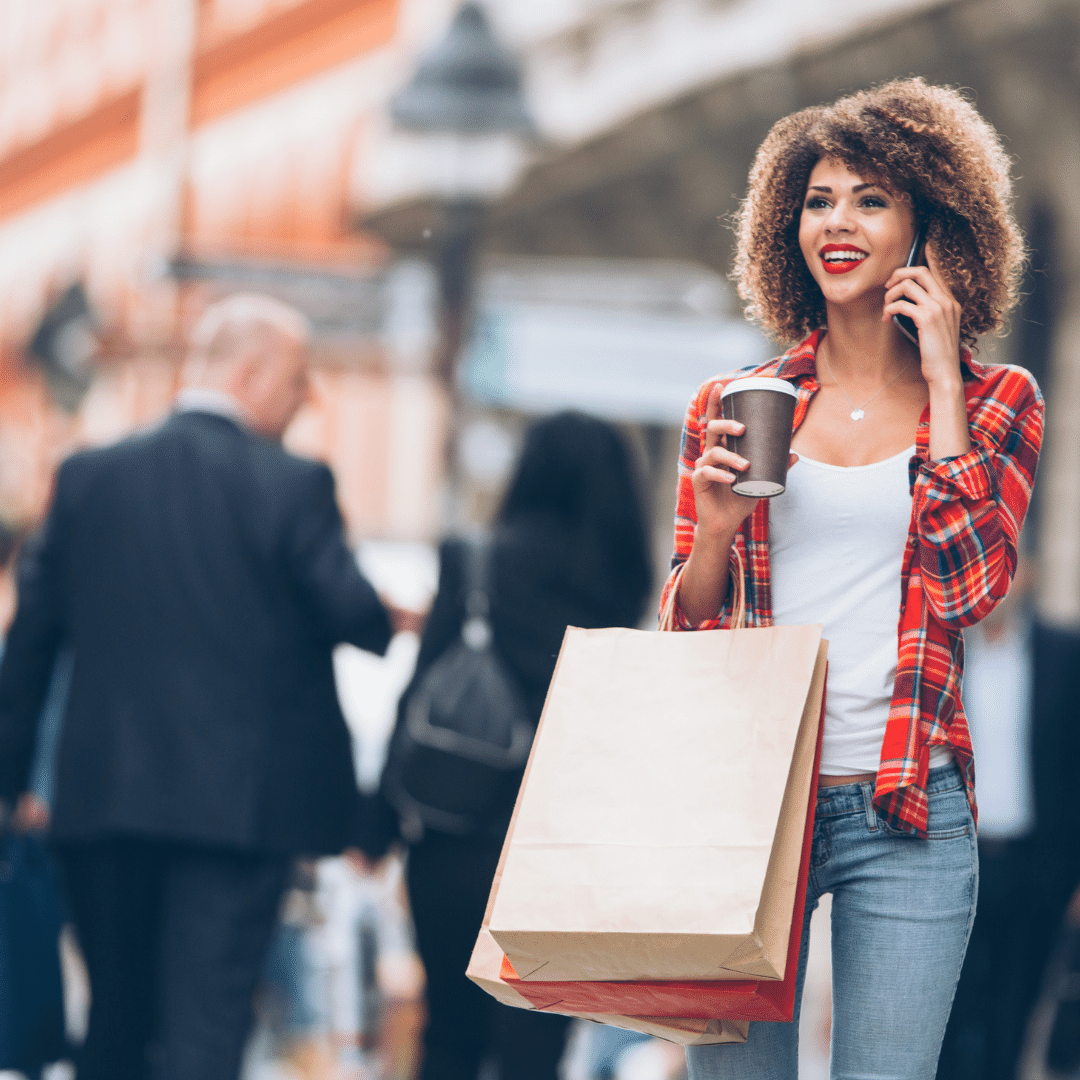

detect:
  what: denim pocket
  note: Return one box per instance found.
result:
[877,787,972,840]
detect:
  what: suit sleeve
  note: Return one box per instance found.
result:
[0,472,70,801]
[284,464,393,656]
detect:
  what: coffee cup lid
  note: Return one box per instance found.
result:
[720,377,799,400]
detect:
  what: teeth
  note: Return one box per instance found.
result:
[823,250,867,262]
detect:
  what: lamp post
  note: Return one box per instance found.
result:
[386,2,533,389]
[363,2,534,523]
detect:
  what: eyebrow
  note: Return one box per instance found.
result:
[807,183,880,194]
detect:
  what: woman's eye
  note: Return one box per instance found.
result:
[859,196,887,208]
[805,197,830,209]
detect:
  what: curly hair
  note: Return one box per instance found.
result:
[732,78,1024,347]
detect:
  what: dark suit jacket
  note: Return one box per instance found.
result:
[0,409,392,854]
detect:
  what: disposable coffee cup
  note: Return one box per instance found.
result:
[720,377,798,498]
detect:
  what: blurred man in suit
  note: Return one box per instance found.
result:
[0,294,396,1080]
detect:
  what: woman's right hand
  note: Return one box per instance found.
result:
[676,383,797,626]
[692,383,761,536]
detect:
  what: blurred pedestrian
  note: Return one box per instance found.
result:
[936,562,1080,1080]
[1013,613,1080,1080]
[1034,885,1080,1078]
[0,293,396,1080]
[368,411,654,1080]
[0,520,69,1079]
[664,79,1042,1078]
[585,1026,652,1079]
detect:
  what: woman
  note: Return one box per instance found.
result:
[661,79,1043,1078]
[378,411,653,1080]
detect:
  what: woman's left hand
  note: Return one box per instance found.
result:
[882,242,963,389]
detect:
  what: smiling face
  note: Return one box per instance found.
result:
[798,157,916,311]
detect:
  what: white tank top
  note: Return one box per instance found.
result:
[768,445,953,775]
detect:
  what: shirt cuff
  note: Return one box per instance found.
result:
[674,604,722,631]
[918,446,997,503]
[670,553,736,631]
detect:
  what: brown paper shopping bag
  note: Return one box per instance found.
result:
[465,928,749,1046]
[496,688,823,1021]
[466,670,748,1046]
[486,623,827,984]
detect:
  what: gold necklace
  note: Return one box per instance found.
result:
[821,349,908,421]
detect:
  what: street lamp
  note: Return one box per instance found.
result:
[362,2,535,387]
[358,2,535,526]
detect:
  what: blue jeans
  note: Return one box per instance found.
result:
[687,763,978,1079]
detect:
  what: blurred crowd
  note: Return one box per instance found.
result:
[0,293,677,1080]
[0,291,1078,1080]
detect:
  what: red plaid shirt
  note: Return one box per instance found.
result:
[661,329,1044,837]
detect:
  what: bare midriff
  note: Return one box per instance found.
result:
[818,771,877,787]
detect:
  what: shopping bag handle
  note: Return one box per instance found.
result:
[659,544,746,631]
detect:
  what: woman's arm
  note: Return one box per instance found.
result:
[677,523,741,627]
[884,244,971,462]
[884,244,1043,626]
[913,372,1043,627]
[659,381,766,628]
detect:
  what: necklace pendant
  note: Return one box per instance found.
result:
[850,408,866,421]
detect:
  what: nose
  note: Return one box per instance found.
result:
[824,199,855,235]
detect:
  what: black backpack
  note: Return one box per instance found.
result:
[382,541,534,840]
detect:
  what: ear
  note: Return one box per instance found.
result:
[220,347,259,404]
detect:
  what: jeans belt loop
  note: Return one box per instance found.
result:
[862,782,877,831]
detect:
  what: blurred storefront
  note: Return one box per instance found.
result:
[0,0,448,539]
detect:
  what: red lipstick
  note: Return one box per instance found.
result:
[819,243,868,275]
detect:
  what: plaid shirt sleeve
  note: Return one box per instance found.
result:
[913,368,1044,627]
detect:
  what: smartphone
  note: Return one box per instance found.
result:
[892,225,927,345]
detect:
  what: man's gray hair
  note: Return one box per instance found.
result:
[190,294,310,362]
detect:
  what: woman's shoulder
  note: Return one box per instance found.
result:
[963,360,1044,460]
[964,359,1044,437]
[965,359,1042,408]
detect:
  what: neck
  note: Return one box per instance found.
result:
[819,299,920,388]
[180,359,246,408]
[176,381,252,426]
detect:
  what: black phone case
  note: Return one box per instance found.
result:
[893,229,927,345]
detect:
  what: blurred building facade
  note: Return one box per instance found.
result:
[1,0,1079,625]
[0,0,451,539]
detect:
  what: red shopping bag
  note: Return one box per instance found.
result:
[498,690,824,1022]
